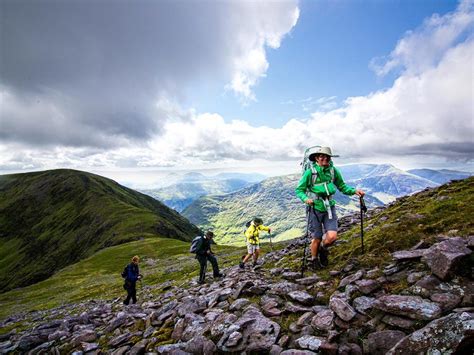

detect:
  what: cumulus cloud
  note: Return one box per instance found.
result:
[0,0,299,148]
[370,0,474,76]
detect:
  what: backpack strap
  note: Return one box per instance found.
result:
[308,166,336,219]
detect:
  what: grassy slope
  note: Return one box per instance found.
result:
[1,177,472,330]
[0,169,200,292]
[0,237,246,320]
[273,177,474,279]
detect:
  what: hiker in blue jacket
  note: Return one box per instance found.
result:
[195,231,224,284]
[123,255,142,305]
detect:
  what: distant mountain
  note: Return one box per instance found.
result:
[407,168,472,185]
[213,172,267,182]
[182,164,470,244]
[345,164,438,203]
[182,174,384,245]
[0,169,200,292]
[140,178,252,212]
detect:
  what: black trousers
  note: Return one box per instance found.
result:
[197,254,220,282]
[124,281,137,304]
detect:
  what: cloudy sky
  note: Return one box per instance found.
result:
[0,0,473,186]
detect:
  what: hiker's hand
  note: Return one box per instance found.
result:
[355,190,365,197]
[268,228,271,234]
[305,199,314,205]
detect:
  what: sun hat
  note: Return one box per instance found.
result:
[308,146,339,161]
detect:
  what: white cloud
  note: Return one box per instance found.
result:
[371,0,474,76]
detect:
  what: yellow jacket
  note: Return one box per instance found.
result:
[245,222,270,245]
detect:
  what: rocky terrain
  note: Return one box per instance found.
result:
[1,213,472,354]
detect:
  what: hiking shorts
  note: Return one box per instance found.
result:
[247,243,260,254]
[309,205,338,240]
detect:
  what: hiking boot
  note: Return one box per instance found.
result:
[319,245,329,267]
[239,261,245,269]
[197,280,205,285]
[309,258,322,270]
[214,273,225,279]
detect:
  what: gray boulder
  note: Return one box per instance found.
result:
[373,295,442,320]
[387,312,474,354]
[366,330,406,355]
[422,237,471,280]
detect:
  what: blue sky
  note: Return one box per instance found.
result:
[190,0,460,127]
[0,0,472,185]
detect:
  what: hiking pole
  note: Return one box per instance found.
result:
[301,205,311,278]
[268,231,273,252]
[359,196,367,254]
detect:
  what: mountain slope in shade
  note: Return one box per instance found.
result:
[0,169,200,292]
[408,168,472,185]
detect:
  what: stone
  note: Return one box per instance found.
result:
[355,279,380,295]
[288,291,314,306]
[352,296,376,315]
[422,237,472,280]
[108,333,133,347]
[183,335,217,354]
[391,249,427,261]
[339,270,364,289]
[268,282,301,296]
[406,271,425,284]
[310,309,334,332]
[110,345,130,355]
[296,312,315,327]
[72,330,97,346]
[229,298,251,312]
[430,292,462,312]
[129,339,148,355]
[295,276,320,286]
[262,307,283,317]
[373,295,442,320]
[294,335,325,351]
[381,315,416,329]
[285,302,312,313]
[387,312,474,354]
[329,297,356,322]
[282,272,302,280]
[81,342,99,352]
[217,307,280,353]
[366,330,406,355]
[225,331,242,347]
[281,350,317,355]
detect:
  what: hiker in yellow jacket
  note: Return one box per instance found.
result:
[239,217,271,268]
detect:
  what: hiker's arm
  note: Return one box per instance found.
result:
[334,168,356,195]
[260,225,270,233]
[295,169,312,203]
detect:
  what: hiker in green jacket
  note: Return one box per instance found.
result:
[295,146,364,269]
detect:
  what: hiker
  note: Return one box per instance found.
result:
[240,217,271,268]
[123,255,142,305]
[194,231,224,284]
[295,146,364,269]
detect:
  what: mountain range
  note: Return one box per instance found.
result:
[140,172,266,212]
[0,169,200,292]
[182,164,471,244]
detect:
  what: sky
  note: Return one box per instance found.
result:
[0,0,473,187]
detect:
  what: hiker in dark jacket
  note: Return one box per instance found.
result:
[195,231,224,284]
[123,255,142,305]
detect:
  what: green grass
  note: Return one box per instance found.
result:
[0,237,245,320]
[0,169,200,292]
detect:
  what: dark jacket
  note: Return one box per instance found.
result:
[125,263,140,282]
[195,236,213,257]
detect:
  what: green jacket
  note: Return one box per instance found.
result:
[295,161,356,212]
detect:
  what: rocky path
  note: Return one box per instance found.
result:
[1,232,473,354]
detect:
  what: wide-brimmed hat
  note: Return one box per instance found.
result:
[308,146,339,161]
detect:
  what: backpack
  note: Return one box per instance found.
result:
[121,265,128,279]
[190,236,203,253]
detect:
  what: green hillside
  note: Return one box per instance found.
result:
[183,174,383,245]
[0,237,245,320]
[0,169,200,292]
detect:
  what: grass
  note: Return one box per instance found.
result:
[0,237,245,321]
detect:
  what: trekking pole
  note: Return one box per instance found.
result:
[301,205,311,278]
[268,231,273,252]
[359,196,367,254]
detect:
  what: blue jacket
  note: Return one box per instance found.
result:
[125,263,139,282]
